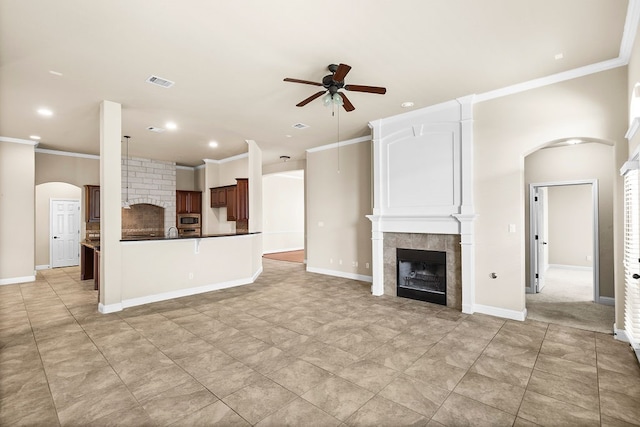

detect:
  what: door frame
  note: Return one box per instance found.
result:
[50,198,81,268]
[527,179,600,301]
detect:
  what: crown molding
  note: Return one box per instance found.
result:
[0,136,38,146]
[306,135,370,153]
[35,147,100,159]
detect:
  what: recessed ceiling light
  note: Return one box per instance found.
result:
[280,155,291,162]
[566,138,582,145]
[401,101,414,108]
[30,135,41,140]
[555,53,564,60]
[49,70,63,76]
[165,122,177,130]
[285,135,292,138]
[209,141,218,148]
[37,108,53,116]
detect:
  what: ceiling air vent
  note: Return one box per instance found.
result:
[292,123,309,129]
[146,75,175,88]
[147,126,165,133]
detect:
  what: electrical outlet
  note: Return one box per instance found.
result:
[188,272,194,279]
[339,259,343,265]
[352,261,358,267]
[366,263,370,269]
[330,258,333,264]
[586,255,593,261]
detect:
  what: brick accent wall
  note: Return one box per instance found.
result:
[122,156,176,233]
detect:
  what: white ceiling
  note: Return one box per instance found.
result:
[0,0,631,167]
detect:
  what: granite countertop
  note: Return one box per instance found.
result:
[120,232,260,242]
[80,240,100,250]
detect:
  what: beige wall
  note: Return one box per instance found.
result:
[547,184,593,267]
[262,172,304,253]
[524,143,614,296]
[35,151,99,186]
[474,67,627,314]
[176,167,196,190]
[0,141,35,283]
[35,182,82,267]
[306,141,372,278]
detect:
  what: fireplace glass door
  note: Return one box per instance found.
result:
[396,248,447,305]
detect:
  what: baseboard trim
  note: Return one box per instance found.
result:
[305,266,373,283]
[598,296,615,306]
[547,264,593,271]
[473,303,527,321]
[614,323,629,342]
[35,265,50,271]
[98,267,264,314]
[0,275,36,285]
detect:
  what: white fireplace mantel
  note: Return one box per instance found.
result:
[367,96,476,314]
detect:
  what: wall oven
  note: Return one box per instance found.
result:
[178,227,201,237]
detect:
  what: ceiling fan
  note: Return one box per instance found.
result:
[283,63,386,112]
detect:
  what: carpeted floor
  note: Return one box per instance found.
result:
[263,250,305,263]
[526,267,614,334]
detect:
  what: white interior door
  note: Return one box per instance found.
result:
[51,199,80,268]
[533,187,549,293]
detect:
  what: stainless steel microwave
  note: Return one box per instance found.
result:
[177,213,200,228]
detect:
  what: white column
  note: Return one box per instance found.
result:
[99,101,123,313]
[368,217,384,295]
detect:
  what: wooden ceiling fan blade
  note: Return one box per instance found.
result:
[344,84,387,94]
[340,92,355,112]
[332,63,352,82]
[296,90,326,107]
[284,78,323,86]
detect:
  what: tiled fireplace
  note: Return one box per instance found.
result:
[385,233,461,309]
[368,97,475,313]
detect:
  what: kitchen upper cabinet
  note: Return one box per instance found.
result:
[235,178,249,222]
[210,187,228,208]
[176,191,202,214]
[225,186,237,221]
[210,179,249,222]
[85,185,100,223]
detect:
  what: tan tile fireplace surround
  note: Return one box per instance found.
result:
[383,232,462,309]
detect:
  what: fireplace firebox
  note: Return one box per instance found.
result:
[397,248,446,305]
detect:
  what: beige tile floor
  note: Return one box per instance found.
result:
[1,258,639,426]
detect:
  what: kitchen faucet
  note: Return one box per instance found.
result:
[167,226,178,238]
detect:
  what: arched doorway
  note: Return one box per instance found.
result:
[524,138,615,332]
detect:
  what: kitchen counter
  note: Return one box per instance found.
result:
[120,232,260,242]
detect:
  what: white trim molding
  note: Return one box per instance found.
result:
[306,266,372,283]
[99,267,263,314]
[306,136,370,153]
[0,136,38,146]
[35,265,51,271]
[475,304,527,322]
[0,275,36,285]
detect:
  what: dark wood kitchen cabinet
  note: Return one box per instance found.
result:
[210,187,228,208]
[235,178,249,221]
[210,179,249,222]
[176,190,202,214]
[85,185,100,223]
[225,185,237,221]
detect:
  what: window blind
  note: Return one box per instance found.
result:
[623,168,640,350]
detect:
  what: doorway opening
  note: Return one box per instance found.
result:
[528,181,599,299]
[262,170,305,263]
[526,180,613,332]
